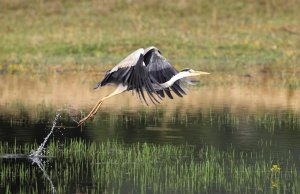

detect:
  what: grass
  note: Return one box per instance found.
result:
[0,139,299,193]
[0,0,299,76]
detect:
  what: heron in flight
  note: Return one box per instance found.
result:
[78,46,209,126]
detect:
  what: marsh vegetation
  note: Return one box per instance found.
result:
[1,139,299,194]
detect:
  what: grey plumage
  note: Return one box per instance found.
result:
[144,47,188,99]
[94,47,188,105]
[78,46,210,126]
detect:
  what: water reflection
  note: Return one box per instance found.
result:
[1,150,56,194]
[0,106,300,155]
[31,156,56,194]
[0,113,59,194]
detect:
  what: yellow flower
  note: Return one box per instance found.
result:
[271,164,281,172]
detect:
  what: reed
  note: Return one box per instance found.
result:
[0,139,299,193]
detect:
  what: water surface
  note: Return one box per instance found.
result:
[0,74,300,193]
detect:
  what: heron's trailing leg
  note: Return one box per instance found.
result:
[78,84,127,126]
[78,99,103,126]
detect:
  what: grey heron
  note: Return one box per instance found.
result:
[78,46,209,126]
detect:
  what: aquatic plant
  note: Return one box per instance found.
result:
[271,164,281,173]
[0,140,299,194]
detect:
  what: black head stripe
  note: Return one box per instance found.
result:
[181,68,191,72]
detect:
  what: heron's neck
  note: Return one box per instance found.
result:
[160,71,189,88]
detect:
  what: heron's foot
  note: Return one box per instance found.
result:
[78,114,94,127]
[78,101,104,127]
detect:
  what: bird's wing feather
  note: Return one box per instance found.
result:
[144,47,188,98]
[94,48,160,105]
[127,55,160,105]
[110,48,144,73]
[94,48,144,88]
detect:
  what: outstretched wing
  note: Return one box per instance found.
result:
[144,47,188,99]
[94,48,160,105]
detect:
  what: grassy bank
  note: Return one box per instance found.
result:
[0,0,299,75]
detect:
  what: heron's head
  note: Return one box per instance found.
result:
[180,68,210,76]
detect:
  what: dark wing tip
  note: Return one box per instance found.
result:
[93,82,101,89]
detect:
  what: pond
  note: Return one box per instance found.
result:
[0,74,300,193]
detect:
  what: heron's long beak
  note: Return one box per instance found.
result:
[192,71,210,76]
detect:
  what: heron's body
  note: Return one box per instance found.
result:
[78,46,209,126]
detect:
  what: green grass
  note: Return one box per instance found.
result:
[0,139,299,193]
[0,0,299,76]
